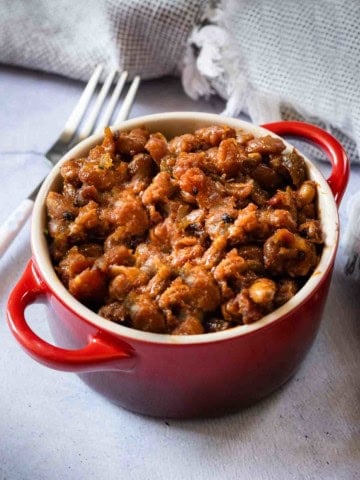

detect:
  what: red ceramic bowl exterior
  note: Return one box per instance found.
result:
[7,114,349,418]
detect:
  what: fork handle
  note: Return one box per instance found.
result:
[0,199,34,256]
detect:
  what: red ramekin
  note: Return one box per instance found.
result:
[7,113,349,418]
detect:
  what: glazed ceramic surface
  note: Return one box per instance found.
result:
[7,113,349,418]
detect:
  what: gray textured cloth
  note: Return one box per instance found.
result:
[0,0,201,81]
[2,0,359,164]
[184,0,360,165]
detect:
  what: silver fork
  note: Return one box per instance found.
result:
[0,65,140,256]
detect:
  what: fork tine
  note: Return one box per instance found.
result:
[59,64,103,144]
[77,68,117,141]
[95,71,128,134]
[114,75,141,125]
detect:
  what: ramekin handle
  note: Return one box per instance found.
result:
[7,260,135,373]
[261,121,349,207]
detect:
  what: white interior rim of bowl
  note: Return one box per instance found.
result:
[31,112,339,345]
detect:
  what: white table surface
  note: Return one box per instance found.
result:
[0,65,359,480]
